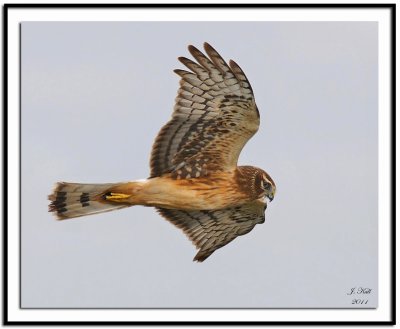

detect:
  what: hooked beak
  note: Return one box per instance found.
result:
[267,191,275,202]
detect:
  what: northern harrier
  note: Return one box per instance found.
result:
[49,43,276,262]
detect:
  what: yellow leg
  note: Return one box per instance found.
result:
[105,192,131,202]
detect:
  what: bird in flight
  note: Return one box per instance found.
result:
[49,42,276,262]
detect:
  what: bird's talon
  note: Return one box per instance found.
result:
[105,192,131,201]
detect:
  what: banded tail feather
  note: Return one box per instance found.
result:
[48,182,131,220]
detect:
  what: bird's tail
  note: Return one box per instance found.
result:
[48,182,132,220]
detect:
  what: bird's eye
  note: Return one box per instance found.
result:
[263,181,272,190]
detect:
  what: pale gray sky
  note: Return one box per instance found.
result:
[21,22,378,308]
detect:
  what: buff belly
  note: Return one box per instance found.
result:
[115,176,246,210]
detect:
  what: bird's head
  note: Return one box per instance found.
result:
[254,169,276,202]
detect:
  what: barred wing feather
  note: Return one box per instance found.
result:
[157,200,266,262]
[150,42,260,179]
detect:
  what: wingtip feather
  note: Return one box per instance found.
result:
[188,44,203,58]
[173,68,189,77]
[203,42,215,53]
[193,252,209,262]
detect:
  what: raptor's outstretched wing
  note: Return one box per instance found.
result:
[158,199,266,262]
[150,42,260,179]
